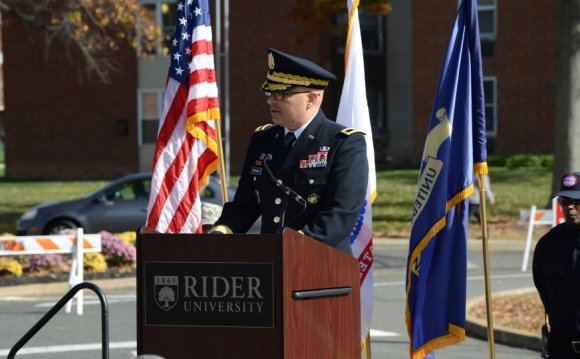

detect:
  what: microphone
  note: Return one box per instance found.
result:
[262,154,307,207]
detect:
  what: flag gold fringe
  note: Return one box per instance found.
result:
[410,324,465,359]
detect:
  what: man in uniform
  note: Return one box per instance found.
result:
[533,171,580,358]
[211,48,368,255]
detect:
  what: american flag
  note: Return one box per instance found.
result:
[146,0,220,234]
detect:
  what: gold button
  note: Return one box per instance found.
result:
[273,216,280,223]
[275,198,282,205]
[309,179,314,184]
[277,179,283,184]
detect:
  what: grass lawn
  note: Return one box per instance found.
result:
[0,167,553,239]
[0,179,108,234]
[376,167,554,240]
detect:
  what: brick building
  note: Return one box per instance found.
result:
[1,0,559,179]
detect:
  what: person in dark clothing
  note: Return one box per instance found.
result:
[533,171,580,358]
[211,48,368,255]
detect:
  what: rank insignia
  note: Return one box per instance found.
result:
[320,146,330,151]
[307,194,320,204]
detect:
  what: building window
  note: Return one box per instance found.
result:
[477,0,496,40]
[335,12,384,54]
[138,90,164,145]
[367,86,385,133]
[137,0,177,57]
[483,77,497,138]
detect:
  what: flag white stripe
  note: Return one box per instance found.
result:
[191,25,213,43]
[188,81,220,101]
[190,52,216,70]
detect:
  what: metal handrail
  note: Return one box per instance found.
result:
[7,282,109,359]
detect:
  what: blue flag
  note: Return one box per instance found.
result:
[405,0,487,358]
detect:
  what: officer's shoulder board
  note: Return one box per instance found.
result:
[339,128,366,136]
[254,124,272,132]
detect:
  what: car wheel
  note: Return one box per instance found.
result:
[44,219,78,235]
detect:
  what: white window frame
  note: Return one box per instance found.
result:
[137,89,165,145]
[456,0,496,40]
[477,0,497,40]
[483,76,497,138]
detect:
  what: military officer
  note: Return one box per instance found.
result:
[211,48,368,255]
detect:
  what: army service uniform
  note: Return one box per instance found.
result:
[213,110,368,255]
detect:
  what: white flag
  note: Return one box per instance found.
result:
[336,0,377,348]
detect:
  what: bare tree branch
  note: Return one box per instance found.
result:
[1,0,141,84]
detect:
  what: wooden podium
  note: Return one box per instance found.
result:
[136,228,360,358]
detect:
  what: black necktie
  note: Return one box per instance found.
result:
[283,132,296,158]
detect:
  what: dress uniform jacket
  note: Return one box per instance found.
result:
[214,110,368,255]
[533,223,580,357]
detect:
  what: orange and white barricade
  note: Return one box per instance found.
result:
[0,228,101,314]
[520,198,565,271]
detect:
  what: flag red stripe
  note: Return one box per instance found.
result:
[147,131,195,229]
[190,68,217,86]
[167,148,217,233]
[190,38,213,56]
[187,97,220,117]
[152,84,188,167]
[194,119,217,139]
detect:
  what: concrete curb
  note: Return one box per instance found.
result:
[0,277,136,298]
[465,287,541,351]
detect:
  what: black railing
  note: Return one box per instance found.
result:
[8,282,109,359]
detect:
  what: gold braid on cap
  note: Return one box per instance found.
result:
[262,80,289,91]
[267,71,329,87]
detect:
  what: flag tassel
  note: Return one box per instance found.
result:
[477,173,496,359]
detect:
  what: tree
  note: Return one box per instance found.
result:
[0,0,148,84]
[553,0,580,193]
[0,0,392,85]
[158,286,176,308]
[292,0,392,34]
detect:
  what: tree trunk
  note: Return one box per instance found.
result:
[553,0,580,194]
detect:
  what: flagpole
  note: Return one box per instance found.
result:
[478,173,496,359]
[214,118,228,203]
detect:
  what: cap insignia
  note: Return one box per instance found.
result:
[268,53,275,70]
[563,174,579,188]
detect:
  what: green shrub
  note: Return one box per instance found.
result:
[506,154,543,168]
[487,155,506,167]
[0,257,23,277]
[487,154,554,169]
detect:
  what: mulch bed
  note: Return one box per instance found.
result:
[468,291,544,334]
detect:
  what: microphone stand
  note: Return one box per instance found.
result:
[262,155,308,231]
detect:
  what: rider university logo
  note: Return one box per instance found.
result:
[154,276,179,311]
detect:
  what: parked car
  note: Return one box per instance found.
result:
[15,172,255,235]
